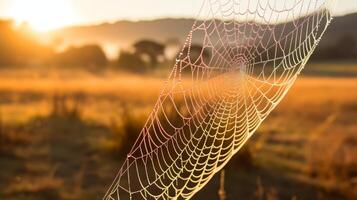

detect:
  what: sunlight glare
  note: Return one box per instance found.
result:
[9,0,76,32]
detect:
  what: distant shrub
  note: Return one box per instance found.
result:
[176,44,211,74]
[116,51,148,73]
[133,39,165,68]
[52,44,108,68]
[179,44,211,64]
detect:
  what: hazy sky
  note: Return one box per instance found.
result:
[0,0,356,31]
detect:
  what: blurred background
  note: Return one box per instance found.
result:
[0,0,356,200]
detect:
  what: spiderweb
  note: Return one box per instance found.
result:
[104,0,334,199]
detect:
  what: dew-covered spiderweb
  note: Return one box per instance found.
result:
[104,0,334,199]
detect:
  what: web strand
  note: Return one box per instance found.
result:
[104,0,334,199]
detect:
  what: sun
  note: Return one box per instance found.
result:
[9,0,76,32]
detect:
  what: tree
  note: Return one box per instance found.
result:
[133,40,165,68]
[117,51,148,73]
[179,44,211,64]
[52,44,107,67]
[174,44,212,74]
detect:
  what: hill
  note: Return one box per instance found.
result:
[321,13,357,47]
[47,19,194,58]
[47,13,357,58]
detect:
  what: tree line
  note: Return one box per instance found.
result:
[0,20,355,72]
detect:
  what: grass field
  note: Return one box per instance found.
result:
[0,63,356,200]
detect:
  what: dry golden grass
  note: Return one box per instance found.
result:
[283,77,357,106]
[0,68,162,100]
[0,65,356,200]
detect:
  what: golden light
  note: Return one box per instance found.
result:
[8,0,76,32]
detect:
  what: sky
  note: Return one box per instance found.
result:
[0,0,356,31]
